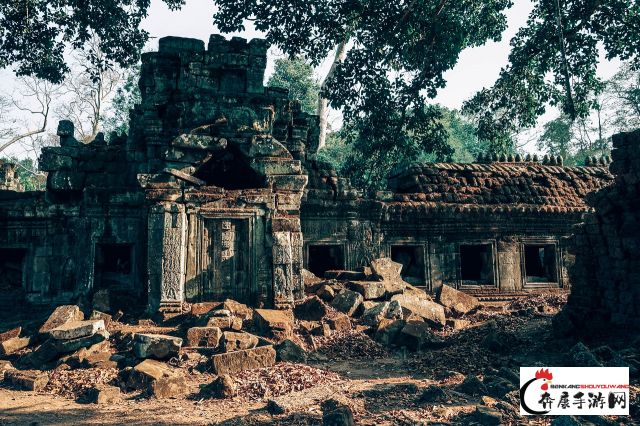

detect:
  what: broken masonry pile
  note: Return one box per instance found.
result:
[0,257,483,402]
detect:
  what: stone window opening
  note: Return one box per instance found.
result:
[307,244,344,278]
[390,245,425,286]
[0,248,27,290]
[94,243,134,289]
[459,243,494,286]
[524,244,557,283]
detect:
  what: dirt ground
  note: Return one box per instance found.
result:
[0,295,638,426]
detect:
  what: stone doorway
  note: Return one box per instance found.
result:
[197,218,252,303]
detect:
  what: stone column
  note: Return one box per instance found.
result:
[147,203,187,312]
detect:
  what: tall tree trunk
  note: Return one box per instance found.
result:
[316,41,348,152]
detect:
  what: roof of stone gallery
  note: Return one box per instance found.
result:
[386,160,614,213]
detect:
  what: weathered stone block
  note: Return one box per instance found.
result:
[275,339,307,363]
[49,320,105,341]
[0,327,21,342]
[191,302,223,316]
[223,299,253,320]
[40,305,84,335]
[220,331,259,352]
[437,285,480,316]
[370,258,403,281]
[186,327,222,348]
[254,309,294,334]
[326,313,352,332]
[294,296,329,321]
[89,311,112,328]
[391,294,446,327]
[331,290,363,316]
[133,334,182,359]
[5,369,49,391]
[346,281,386,300]
[0,337,30,355]
[127,359,187,398]
[210,345,276,375]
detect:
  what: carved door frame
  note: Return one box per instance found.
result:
[194,210,257,303]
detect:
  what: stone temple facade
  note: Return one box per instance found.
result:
[0,35,615,313]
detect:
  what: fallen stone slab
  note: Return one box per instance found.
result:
[207,374,237,398]
[362,302,390,327]
[0,336,30,355]
[127,359,188,398]
[326,313,351,332]
[5,369,49,392]
[275,339,307,363]
[39,305,84,335]
[294,296,329,321]
[186,326,222,348]
[382,279,406,297]
[191,302,223,316]
[254,309,294,339]
[346,281,386,300]
[267,384,343,414]
[437,285,480,316]
[220,331,259,352]
[391,294,446,327]
[206,315,243,331]
[223,299,253,320]
[474,405,502,425]
[88,384,122,404]
[331,290,363,316]
[370,258,403,281]
[210,345,276,375]
[316,284,336,302]
[446,319,471,330]
[31,330,109,364]
[0,327,21,342]
[49,320,105,340]
[133,333,182,360]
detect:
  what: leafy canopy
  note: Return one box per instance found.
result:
[463,0,640,141]
[267,58,320,115]
[0,0,184,83]
[213,0,512,122]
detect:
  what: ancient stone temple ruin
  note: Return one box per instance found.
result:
[558,129,640,331]
[0,35,615,313]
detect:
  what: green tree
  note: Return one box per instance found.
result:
[0,0,184,83]
[463,0,640,141]
[1,157,45,191]
[212,0,513,151]
[537,116,572,161]
[103,63,142,137]
[267,58,319,115]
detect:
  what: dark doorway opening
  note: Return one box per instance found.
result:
[307,245,344,278]
[194,145,263,189]
[460,244,494,284]
[524,244,557,283]
[391,245,425,285]
[0,248,26,290]
[94,244,134,289]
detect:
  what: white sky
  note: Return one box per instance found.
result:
[0,0,624,157]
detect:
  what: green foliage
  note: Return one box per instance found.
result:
[267,58,319,114]
[0,1,184,83]
[213,0,513,146]
[1,157,45,191]
[319,105,496,192]
[463,0,640,141]
[537,116,572,160]
[103,63,142,138]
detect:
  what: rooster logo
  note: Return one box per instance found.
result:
[520,368,555,415]
[536,368,553,390]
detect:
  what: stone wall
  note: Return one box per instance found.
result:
[557,129,640,331]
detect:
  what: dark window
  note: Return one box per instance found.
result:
[0,248,26,290]
[307,245,344,278]
[524,244,557,283]
[391,245,425,285]
[460,244,494,284]
[95,244,134,289]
